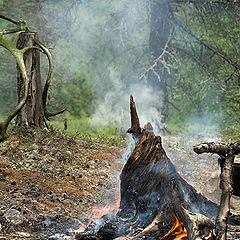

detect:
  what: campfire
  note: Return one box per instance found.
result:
[73,95,240,240]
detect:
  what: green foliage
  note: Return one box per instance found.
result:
[166,2,240,135]
[48,72,93,118]
[51,113,125,146]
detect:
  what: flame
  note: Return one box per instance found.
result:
[114,185,121,215]
[73,204,111,234]
[161,213,188,240]
[202,229,216,240]
[161,213,216,240]
[73,185,121,234]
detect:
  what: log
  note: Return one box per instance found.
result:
[76,96,239,240]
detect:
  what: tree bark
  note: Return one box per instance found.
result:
[16,32,46,128]
[147,1,171,128]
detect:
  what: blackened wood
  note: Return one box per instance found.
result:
[112,96,218,239]
[116,130,218,239]
[126,95,142,142]
[174,205,215,240]
[16,32,46,128]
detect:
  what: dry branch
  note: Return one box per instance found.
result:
[34,39,66,120]
[193,142,240,240]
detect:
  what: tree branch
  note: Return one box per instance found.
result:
[0,34,29,139]
[34,39,66,120]
[174,17,240,71]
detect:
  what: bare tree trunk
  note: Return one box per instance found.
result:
[147,1,170,129]
[16,32,46,128]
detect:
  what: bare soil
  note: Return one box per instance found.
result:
[0,127,124,239]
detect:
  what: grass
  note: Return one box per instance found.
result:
[0,111,126,146]
[50,114,126,146]
[220,127,240,142]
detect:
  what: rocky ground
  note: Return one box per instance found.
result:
[0,128,239,239]
[0,127,124,239]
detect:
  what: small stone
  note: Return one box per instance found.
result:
[15,232,31,238]
[32,144,39,150]
[38,214,45,221]
[4,209,24,225]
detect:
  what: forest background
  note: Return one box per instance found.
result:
[0,0,240,141]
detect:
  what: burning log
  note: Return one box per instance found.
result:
[76,96,239,240]
[193,142,240,240]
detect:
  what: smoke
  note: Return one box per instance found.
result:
[89,81,165,135]
[74,0,166,135]
[183,111,222,141]
[38,0,168,135]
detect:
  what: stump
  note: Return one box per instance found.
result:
[76,96,239,240]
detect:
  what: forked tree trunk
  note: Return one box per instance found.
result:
[76,96,240,240]
[16,32,46,128]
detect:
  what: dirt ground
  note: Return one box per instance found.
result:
[0,128,239,239]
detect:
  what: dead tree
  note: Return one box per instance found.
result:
[16,32,46,128]
[0,15,65,139]
[76,95,240,240]
[194,142,240,240]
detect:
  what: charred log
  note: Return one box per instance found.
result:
[126,95,143,142]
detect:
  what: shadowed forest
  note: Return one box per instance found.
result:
[0,1,240,140]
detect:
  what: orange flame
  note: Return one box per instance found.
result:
[161,213,187,240]
[74,185,121,234]
[202,229,216,240]
[114,185,121,215]
[161,213,216,240]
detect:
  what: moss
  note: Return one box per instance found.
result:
[0,121,7,140]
